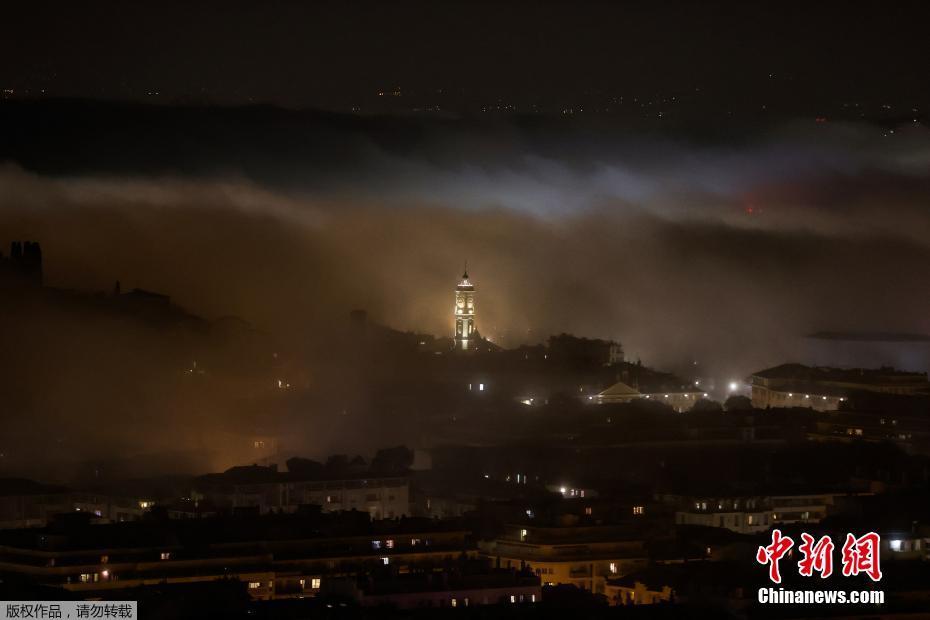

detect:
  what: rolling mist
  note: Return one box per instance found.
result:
[2,101,930,481]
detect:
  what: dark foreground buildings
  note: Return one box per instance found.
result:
[0,241,42,287]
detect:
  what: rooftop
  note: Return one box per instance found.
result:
[0,512,466,553]
[751,363,928,386]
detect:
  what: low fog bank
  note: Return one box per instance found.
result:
[2,103,929,480]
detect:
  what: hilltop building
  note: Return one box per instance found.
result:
[547,333,624,367]
[749,363,930,411]
[594,362,705,412]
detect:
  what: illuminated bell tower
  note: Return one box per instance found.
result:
[454,267,476,351]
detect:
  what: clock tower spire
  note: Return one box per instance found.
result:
[454,265,476,350]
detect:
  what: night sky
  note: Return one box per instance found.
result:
[2,1,929,114]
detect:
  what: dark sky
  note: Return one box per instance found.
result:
[2,1,928,111]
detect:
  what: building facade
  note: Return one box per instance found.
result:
[0,514,474,601]
[203,476,410,520]
[672,491,866,534]
[322,570,541,609]
[479,524,648,595]
[0,491,146,530]
[749,363,930,411]
[595,381,707,413]
[454,269,476,351]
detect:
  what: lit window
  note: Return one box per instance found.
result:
[510,595,516,603]
[79,573,93,583]
[411,538,421,545]
[160,552,170,560]
[248,582,261,589]
[381,557,390,565]
[520,529,528,541]
[311,578,321,589]
[451,599,457,608]
[371,540,382,550]
[609,562,618,574]
[632,505,644,515]
[385,539,395,549]
[584,507,592,516]
[479,383,485,391]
